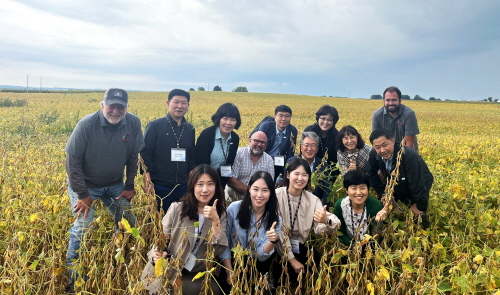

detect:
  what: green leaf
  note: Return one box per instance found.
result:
[437,282,453,292]
[131,228,140,238]
[392,220,400,230]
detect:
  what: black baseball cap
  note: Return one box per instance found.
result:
[104,88,128,107]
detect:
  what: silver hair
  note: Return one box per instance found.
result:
[300,131,320,146]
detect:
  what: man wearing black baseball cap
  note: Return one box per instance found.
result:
[65,88,144,291]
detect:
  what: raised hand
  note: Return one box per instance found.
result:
[375,209,388,222]
[266,221,278,243]
[204,199,220,223]
[314,205,329,224]
[348,159,357,171]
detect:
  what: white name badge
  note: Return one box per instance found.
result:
[274,156,285,167]
[220,165,232,177]
[290,239,300,254]
[184,253,197,272]
[171,148,186,162]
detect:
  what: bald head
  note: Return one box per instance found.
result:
[249,131,268,156]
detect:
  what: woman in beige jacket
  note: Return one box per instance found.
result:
[276,158,341,282]
[142,164,228,294]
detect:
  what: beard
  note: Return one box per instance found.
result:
[385,104,400,113]
[251,148,263,155]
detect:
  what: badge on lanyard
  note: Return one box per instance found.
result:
[184,253,197,271]
[171,148,186,162]
[274,156,285,167]
[220,165,232,177]
[290,239,300,254]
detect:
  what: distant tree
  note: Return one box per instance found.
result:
[233,86,248,92]
[213,85,222,91]
[488,97,493,102]
[189,88,195,91]
[401,94,411,100]
[413,95,425,100]
[482,99,488,101]
[197,87,205,91]
[495,99,499,102]
[370,94,382,99]
[429,97,436,101]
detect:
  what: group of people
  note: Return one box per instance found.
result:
[65,86,434,293]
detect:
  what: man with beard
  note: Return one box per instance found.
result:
[227,131,274,199]
[65,88,143,291]
[372,86,420,151]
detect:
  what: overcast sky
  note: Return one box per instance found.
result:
[1,0,499,100]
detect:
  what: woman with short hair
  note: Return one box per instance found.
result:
[196,102,241,188]
[304,105,340,179]
[336,125,372,176]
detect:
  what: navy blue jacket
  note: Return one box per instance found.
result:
[258,121,297,161]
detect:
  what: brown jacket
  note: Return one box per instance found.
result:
[141,202,228,294]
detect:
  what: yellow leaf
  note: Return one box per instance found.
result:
[366,281,375,295]
[154,257,165,277]
[29,213,38,223]
[401,249,411,262]
[192,271,206,281]
[53,268,63,276]
[120,218,132,233]
[375,266,390,281]
[74,276,85,288]
[473,255,483,264]
[17,232,26,243]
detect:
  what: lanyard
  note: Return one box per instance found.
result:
[219,138,230,165]
[167,117,185,148]
[350,201,366,240]
[287,192,303,231]
[245,213,264,249]
[191,218,205,255]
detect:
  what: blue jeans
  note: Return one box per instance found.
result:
[66,183,135,284]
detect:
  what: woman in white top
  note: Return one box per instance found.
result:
[275,158,341,283]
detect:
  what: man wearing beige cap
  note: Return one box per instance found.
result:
[65,88,143,291]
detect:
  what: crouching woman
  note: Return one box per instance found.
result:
[219,171,281,292]
[142,164,227,294]
[333,170,386,246]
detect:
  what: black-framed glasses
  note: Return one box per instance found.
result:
[251,138,267,145]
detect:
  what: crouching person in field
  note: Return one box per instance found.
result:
[275,158,341,286]
[367,129,433,229]
[65,88,143,292]
[333,170,386,247]
[141,165,227,294]
[219,171,282,294]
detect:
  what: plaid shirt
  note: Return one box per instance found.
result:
[231,146,275,198]
[337,144,372,176]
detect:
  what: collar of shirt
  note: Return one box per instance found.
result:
[215,127,232,142]
[382,153,394,172]
[275,125,287,136]
[166,112,187,125]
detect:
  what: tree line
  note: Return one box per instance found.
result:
[189,86,248,92]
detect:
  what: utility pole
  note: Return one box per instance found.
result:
[26,75,29,93]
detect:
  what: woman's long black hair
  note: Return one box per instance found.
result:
[179,164,226,221]
[237,171,280,231]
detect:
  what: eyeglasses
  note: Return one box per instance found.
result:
[277,114,291,119]
[318,116,333,122]
[301,143,317,148]
[251,138,267,145]
[106,104,127,111]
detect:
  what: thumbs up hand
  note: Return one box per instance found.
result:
[314,205,329,224]
[266,221,278,243]
[348,159,357,171]
[204,199,220,223]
